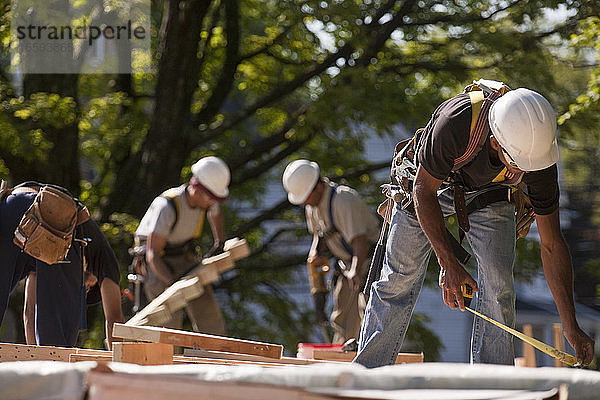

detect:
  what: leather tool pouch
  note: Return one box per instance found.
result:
[512,183,535,239]
[13,186,78,264]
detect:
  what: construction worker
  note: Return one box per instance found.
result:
[134,156,229,335]
[354,82,595,367]
[0,181,124,348]
[283,160,380,344]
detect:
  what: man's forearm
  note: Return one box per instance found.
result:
[414,189,455,266]
[147,254,173,285]
[23,273,37,344]
[541,239,578,329]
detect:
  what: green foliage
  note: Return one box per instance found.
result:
[404,313,442,361]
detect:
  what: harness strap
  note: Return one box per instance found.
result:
[465,187,511,215]
[161,187,205,238]
[452,89,502,170]
[457,186,512,242]
[328,185,354,257]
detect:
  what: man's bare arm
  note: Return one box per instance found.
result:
[146,233,173,285]
[413,166,478,310]
[100,277,125,350]
[23,272,37,344]
[536,210,594,365]
[347,234,370,291]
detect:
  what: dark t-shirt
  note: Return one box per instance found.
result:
[415,93,559,215]
[79,219,120,286]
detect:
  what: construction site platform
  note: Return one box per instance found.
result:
[1,357,599,399]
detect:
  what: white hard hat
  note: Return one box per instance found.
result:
[489,88,559,171]
[191,156,230,201]
[282,160,320,205]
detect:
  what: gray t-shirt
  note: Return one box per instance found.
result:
[135,185,218,246]
[306,178,380,262]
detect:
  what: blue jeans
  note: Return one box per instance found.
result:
[355,187,516,367]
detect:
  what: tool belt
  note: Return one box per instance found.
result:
[130,237,199,281]
[389,143,535,241]
[5,182,91,265]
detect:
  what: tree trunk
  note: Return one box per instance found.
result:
[111,0,212,217]
[20,73,80,194]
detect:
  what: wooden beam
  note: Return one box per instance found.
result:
[0,342,74,362]
[113,323,283,359]
[223,237,250,261]
[126,276,205,326]
[125,238,248,328]
[189,255,232,278]
[183,349,340,365]
[553,323,564,368]
[522,324,536,367]
[86,368,335,400]
[311,349,423,364]
[70,353,112,363]
[113,342,174,365]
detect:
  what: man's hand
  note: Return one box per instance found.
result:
[438,262,478,312]
[345,266,364,292]
[377,199,392,224]
[205,241,224,258]
[307,254,329,267]
[564,325,595,366]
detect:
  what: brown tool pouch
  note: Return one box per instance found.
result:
[511,183,535,239]
[13,186,79,264]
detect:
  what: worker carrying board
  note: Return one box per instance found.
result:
[354,79,594,367]
[283,160,380,344]
[132,156,229,335]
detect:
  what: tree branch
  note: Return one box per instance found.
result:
[227,105,308,171]
[191,42,355,147]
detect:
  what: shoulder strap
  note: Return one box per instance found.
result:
[328,185,354,256]
[452,80,512,171]
[452,89,503,170]
[160,188,181,233]
[160,187,205,238]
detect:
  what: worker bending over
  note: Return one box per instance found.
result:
[354,80,594,367]
[134,156,229,335]
[283,160,379,343]
[0,181,123,348]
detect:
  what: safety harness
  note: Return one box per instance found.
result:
[389,79,535,245]
[326,185,354,256]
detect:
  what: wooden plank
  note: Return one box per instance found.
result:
[312,350,423,364]
[70,353,112,363]
[223,238,250,261]
[75,348,112,356]
[126,277,205,326]
[522,324,536,367]
[184,349,340,365]
[195,252,234,276]
[125,239,247,329]
[188,262,222,284]
[113,342,173,365]
[173,355,293,367]
[86,369,337,400]
[553,323,564,368]
[0,342,75,362]
[113,323,284,359]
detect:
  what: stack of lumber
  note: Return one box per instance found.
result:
[2,332,599,400]
[0,323,424,367]
[126,237,249,326]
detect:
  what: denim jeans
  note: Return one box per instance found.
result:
[355,187,516,367]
